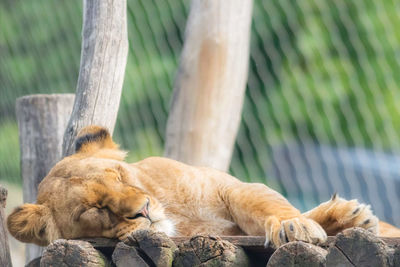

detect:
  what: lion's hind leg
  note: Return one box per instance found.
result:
[302,194,379,236]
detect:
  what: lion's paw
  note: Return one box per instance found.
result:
[306,194,379,236]
[264,216,327,248]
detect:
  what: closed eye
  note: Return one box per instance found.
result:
[125,213,145,220]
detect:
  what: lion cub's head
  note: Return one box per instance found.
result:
[7,126,173,246]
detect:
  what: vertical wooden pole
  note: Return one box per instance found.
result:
[0,186,12,267]
[15,94,75,263]
[164,0,253,171]
[62,0,128,157]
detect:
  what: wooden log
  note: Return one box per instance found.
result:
[62,0,128,157]
[391,245,400,266]
[112,242,149,267]
[164,0,253,171]
[267,241,327,267]
[15,94,75,263]
[123,230,177,267]
[112,230,177,267]
[40,239,110,267]
[326,228,391,267]
[84,235,400,251]
[25,257,40,267]
[84,234,400,266]
[174,235,251,267]
[0,186,12,267]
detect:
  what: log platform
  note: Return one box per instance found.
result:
[26,228,400,266]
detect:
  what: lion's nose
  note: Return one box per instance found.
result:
[139,199,150,219]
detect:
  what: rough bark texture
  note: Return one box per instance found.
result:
[40,239,110,267]
[267,241,327,267]
[113,230,177,267]
[28,231,400,266]
[15,94,75,263]
[25,257,40,267]
[112,242,149,267]
[123,230,177,267]
[326,227,391,267]
[174,235,251,267]
[164,0,253,171]
[62,0,128,157]
[391,245,400,266]
[0,186,12,267]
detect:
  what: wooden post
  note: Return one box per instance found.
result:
[62,0,128,157]
[15,94,75,264]
[164,0,253,171]
[0,186,12,267]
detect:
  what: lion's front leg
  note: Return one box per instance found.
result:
[302,194,379,236]
[223,182,327,248]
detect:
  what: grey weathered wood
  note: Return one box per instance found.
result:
[0,186,12,267]
[267,241,327,267]
[112,242,149,267]
[25,257,40,267]
[46,233,400,266]
[62,0,128,157]
[174,235,251,267]
[123,230,177,267]
[41,239,110,267]
[83,235,400,251]
[164,0,253,171]
[15,94,75,263]
[326,228,391,267]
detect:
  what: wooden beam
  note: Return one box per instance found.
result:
[164,0,253,171]
[62,0,128,157]
[15,94,75,263]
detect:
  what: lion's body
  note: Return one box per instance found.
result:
[7,126,400,248]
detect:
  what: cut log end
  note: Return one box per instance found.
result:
[267,241,327,267]
[326,227,392,267]
[40,239,110,267]
[119,230,177,267]
[174,235,251,267]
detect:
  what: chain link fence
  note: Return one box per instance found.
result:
[1,0,400,229]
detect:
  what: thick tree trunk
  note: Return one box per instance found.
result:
[0,186,12,267]
[62,0,128,157]
[164,0,253,171]
[15,94,75,263]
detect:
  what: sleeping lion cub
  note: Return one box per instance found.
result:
[7,126,400,248]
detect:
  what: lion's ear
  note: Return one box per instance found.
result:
[7,204,59,246]
[75,125,118,153]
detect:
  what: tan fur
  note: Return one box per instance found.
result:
[7,126,400,248]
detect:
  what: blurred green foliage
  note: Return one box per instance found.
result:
[1,0,400,187]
